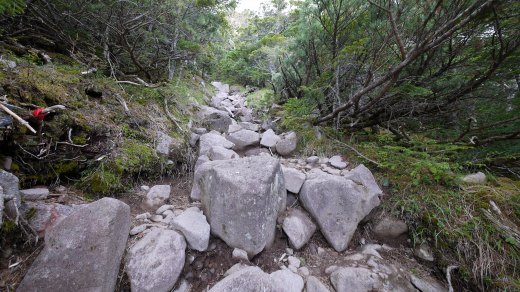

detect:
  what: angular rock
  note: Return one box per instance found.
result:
[342,164,384,198]
[20,188,49,200]
[208,146,239,161]
[270,269,304,292]
[373,217,408,239]
[461,172,486,185]
[189,133,200,148]
[330,267,383,292]
[260,129,281,148]
[276,132,297,156]
[126,229,186,292]
[199,132,234,156]
[198,106,233,133]
[191,127,207,135]
[329,155,348,169]
[238,122,260,132]
[282,166,306,194]
[415,244,434,261]
[130,224,150,236]
[227,129,260,150]
[18,198,130,292]
[171,208,210,251]
[21,202,74,237]
[0,170,20,202]
[282,209,316,250]
[195,155,210,171]
[156,131,182,157]
[195,156,286,257]
[300,170,381,252]
[146,185,171,208]
[306,276,332,292]
[228,123,242,133]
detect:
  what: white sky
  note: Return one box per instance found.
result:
[236,0,269,12]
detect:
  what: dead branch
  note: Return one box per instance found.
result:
[162,94,185,133]
[0,99,37,134]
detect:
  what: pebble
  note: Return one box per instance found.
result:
[135,212,151,220]
[285,248,294,255]
[288,256,301,268]
[150,215,164,223]
[232,248,249,261]
[130,224,149,236]
[140,185,150,192]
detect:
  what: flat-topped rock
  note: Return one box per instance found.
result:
[283,208,316,250]
[199,132,234,156]
[20,188,49,200]
[18,198,130,292]
[171,208,210,251]
[282,166,306,194]
[227,129,260,150]
[146,185,171,208]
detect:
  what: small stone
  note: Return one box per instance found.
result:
[282,166,306,194]
[145,185,171,208]
[325,265,339,274]
[135,213,151,220]
[288,256,301,268]
[317,247,326,256]
[260,129,281,148]
[156,205,175,215]
[276,132,297,156]
[171,209,211,252]
[20,188,49,200]
[192,127,207,135]
[298,267,310,278]
[286,248,294,255]
[306,156,319,165]
[189,133,200,147]
[415,244,434,261]
[130,224,149,236]
[232,248,249,261]
[282,209,316,250]
[373,217,408,238]
[150,215,164,223]
[140,185,150,192]
[461,172,486,185]
[329,155,348,169]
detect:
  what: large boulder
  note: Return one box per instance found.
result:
[276,132,297,156]
[227,129,260,150]
[195,156,286,257]
[126,229,186,292]
[199,132,235,156]
[18,198,130,292]
[282,208,316,250]
[300,170,381,252]
[171,207,210,251]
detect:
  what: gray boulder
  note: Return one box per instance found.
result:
[282,166,306,194]
[228,123,242,133]
[300,170,381,252]
[198,106,232,133]
[126,229,186,292]
[20,188,49,201]
[189,133,200,148]
[195,156,286,257]
[373,217,408,239]
[282,208,316,250]
[306,276,332,292]
[0,169,20,202]
[195,155,210,171]
[276,132,297,156]
[260,129,281,148]
[171,208,210,251]
[199,132,235,156]
[18,198,130,292]
[227,129,260,150]
[146,185,171,208]
[410,275,448,292]
[208,146,239,161]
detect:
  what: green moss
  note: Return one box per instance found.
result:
[115,140,158,174]
[54,161,79,174]
[79,167,122,196]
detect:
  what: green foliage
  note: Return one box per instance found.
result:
[0,0,25,16]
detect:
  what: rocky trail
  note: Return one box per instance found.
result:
[1,82,449,292]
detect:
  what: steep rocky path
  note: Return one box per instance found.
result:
[1,82,449,291]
